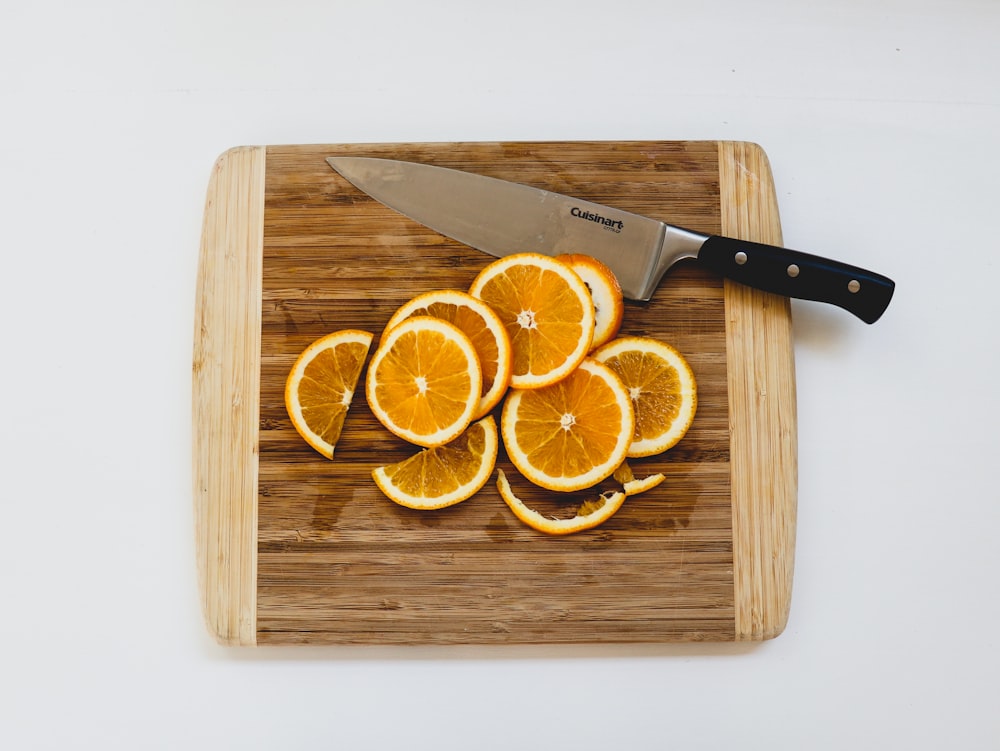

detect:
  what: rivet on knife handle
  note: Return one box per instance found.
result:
[697,236,895,324]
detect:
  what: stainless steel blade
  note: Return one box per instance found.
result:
[326,156,707,300]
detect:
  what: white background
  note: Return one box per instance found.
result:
[2,1,998,748]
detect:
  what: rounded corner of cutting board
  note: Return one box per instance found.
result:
[192,145,266,647]
[212,144,266,168]
[201,610,258,647]
[716,140,798,642]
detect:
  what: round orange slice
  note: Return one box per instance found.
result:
[556,254,624,351]
[500,357,634,492]
[468,253,594,389]
[496,469,626,535]
[385,290,512,419]
[593,336,697,457]
[366,316,482,448]
[284,329,374,459]
[372,416,498,509]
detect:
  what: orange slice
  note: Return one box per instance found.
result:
[366,316,482,448]
[496,469,626,535]
[372,415,498,509]
[385,290,512,419]
[593,336,697,457]
[469,253,594,389]
[500,357,634,492]
[556,254,624,351]
[284,329,374,459]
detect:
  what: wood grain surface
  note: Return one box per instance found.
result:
[192,140,797,646]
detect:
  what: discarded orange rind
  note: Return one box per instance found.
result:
[496,469,627,535]
[613,461,666,496]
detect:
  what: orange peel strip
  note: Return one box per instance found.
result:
[495,469,626,535]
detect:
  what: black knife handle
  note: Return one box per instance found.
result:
[697,235,895,323]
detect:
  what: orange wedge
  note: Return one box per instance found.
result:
[469,253,594,389]
[496,469,626,535]
[385,290,512,419]
[556,254,624,351]
[284,329,374,459]
[500,357,634,492]
[366,316,482,448]
[372,416,498,509]
[593,337,697,457]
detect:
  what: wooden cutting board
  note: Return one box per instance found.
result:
[193,141,797,646]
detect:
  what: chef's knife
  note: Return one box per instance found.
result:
[326,156,895,323]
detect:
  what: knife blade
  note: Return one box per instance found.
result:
[326,156,895,323]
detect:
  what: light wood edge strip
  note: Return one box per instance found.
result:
[718,141,798,641]
[192,146,266,645]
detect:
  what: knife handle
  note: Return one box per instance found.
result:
[697,235,895,323]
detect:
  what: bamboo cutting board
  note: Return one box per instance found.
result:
[193,141,797,646]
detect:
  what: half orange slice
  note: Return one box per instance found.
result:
[284,329,374,458]
[372,416,498,509]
